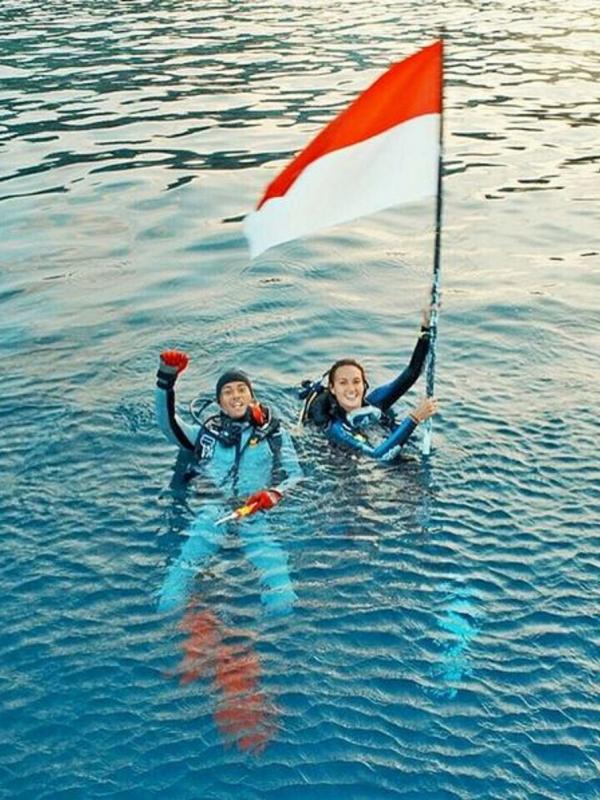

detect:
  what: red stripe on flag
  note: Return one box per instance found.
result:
[257,40,442,210]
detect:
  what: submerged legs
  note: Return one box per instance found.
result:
[158,506,297,617]
[157,505,226,612]
[240,516,297,616]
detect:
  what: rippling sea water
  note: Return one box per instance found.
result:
[1,2,599,798]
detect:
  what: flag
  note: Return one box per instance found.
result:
[244,40,443,259]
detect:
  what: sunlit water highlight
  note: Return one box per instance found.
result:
[1,2,599,798]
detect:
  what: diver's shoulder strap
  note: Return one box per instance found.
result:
[253,404,280,438]
[266,427,282,455]
[265,426,284,485]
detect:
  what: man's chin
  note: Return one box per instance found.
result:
[228,407,249,419]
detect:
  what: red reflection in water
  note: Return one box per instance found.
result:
[176,608,221,685]
[174,607,277,752]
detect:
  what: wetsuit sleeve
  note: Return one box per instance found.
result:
[273,429,303,493]
[366,328,430,411]
[155,382,200,451]
[328,417,417,462]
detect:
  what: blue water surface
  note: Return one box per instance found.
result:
[1,2,599,799]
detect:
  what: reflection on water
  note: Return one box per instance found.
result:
[173,606,277,753]
[431,584,480,700]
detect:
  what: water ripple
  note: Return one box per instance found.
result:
[2,1,600,798]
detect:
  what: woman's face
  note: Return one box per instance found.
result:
[219,381,254,419]
[329,364,365,412]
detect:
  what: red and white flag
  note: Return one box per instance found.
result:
[244,40,443,259]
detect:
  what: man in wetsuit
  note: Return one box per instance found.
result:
[155,351,302,616]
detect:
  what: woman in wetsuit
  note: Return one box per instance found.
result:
[301,308,438,461]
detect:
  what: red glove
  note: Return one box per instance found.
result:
[160,350,189,375]
[249,403,267,427]
[244,489,283,512]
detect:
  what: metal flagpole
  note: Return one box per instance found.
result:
[421,36,445,457]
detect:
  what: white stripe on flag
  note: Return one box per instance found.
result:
[244,113,440,259]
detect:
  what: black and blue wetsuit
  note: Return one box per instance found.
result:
[306,327,430,462]
[156,383,301,498]
[156,372,302,616]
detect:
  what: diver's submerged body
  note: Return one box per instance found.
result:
[302,316,438,461]
[156,356,302,616]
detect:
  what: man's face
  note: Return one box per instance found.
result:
[218,381,253,419]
